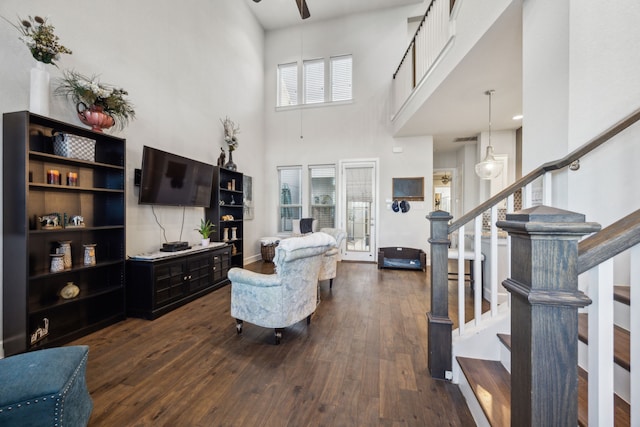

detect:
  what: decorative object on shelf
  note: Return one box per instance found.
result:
[220,116,239,171]
[83,243,96,266]
[195,218,215,247]
[2,15,72,116]
[231,243,237,255]
[223,228,229,242]
[66,171,78,186]
[221,214,234,221]
[38,213,62,229]
[4,15,72,65]
[76,103,115,132]
[53,131,96,161]
[59,281,80,299]
[46,169,60,184]
[217,148,226,167]
[30,318,49,345]
[50,253,64,273]
[475,89,504,180]
[231,227,238,241]
[67,215,85,228]
[30,62,50,116]
[230,196,236,205]
[56,70,135,131]
[57,240,72,269]
[244,175,254,221]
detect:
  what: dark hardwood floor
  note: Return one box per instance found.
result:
[72,261,481,426]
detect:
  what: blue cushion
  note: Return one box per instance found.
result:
[0,346,92,426]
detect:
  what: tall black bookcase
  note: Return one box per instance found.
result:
[3,111,126,356]
[205,167,243,268]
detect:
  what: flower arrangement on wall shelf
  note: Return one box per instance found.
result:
[56,70,136,131]
[3,15,72,66]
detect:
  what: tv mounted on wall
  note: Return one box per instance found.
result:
[138,145,214,207]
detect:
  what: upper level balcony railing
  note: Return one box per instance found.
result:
[392,0,454,116]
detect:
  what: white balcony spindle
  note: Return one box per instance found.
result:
[457,224,466,334]
[474,215,483,323]
[631,245,640,425]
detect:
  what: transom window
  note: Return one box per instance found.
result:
[277,55,352,107]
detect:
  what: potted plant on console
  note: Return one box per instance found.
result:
[196,219,216,247]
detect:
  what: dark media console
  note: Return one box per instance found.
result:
[127,244,231,319]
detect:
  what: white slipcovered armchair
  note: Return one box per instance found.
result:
[318,228,347,289]
[229,232,335,344]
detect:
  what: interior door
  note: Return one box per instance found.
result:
[339,160,377,262]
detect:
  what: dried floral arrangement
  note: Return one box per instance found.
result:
[3,15,72,66]
[56,70,135,130]
[221,116,240,151]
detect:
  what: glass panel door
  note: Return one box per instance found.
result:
[340,160,377,262]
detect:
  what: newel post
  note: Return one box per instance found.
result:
[427,210,453,380]
[497,206,600,426]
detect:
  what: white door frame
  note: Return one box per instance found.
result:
[338,158,379,262]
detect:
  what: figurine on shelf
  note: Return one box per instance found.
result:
[38,213,62,229]
[30,318,49,345]
[217,148,226,167]
[68,215,85,228]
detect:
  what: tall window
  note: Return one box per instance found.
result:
[331,55,352,102]
[277,62,298,106]
[278,166,302,232]
[304,59,324,104]
[309,165,336,229]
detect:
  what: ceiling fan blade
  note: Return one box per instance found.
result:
[295,0,310,19]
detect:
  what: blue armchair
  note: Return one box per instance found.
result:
[229,232,335,344]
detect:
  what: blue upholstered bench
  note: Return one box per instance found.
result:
[0,346,93,426]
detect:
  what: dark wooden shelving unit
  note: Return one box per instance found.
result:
[3,111,126,356]
[205,167,244,268]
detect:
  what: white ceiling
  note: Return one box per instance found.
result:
[245,0,523,153]
[244,0,422,31]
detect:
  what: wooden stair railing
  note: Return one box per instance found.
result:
[449,106,640,235]
[457,212,640,425]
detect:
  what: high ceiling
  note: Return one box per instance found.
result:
[245,0,523,153]
[244,0,422,31]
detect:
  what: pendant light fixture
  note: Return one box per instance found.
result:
[475,89,503,180]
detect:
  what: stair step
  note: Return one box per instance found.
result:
[614,285,630,305]
[577,366,630,426]
[497,333,511,349]
[457,356,510,426]
[476,334,631,427]
[458,354,630,426]
[578,313,630,371]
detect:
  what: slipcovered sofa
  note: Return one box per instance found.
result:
[229,232,335,344]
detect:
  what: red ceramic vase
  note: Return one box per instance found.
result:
[76,102,115,132]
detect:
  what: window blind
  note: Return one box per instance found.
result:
[331,55,352,102]
[304,59,324,104]
[277,63,298,106]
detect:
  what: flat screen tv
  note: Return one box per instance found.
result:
[138,145,214,207]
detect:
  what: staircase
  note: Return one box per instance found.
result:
[456,286,632,426]
[426,107,640,426]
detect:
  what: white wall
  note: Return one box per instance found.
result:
[522,0,640,284]
[0,0,266,349]
[263,7,434,253]
[523,0,640,224]
[0,0,266,256]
